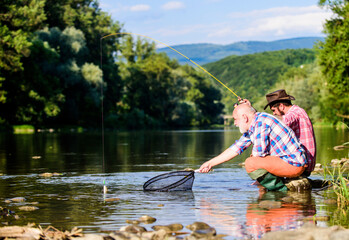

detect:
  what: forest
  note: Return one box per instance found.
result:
[0,0,348,130]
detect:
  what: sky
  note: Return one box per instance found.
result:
[98,0,332,46]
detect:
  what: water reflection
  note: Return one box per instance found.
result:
[0,127,347,175]
[0,128,348,239]
[195,188,317,239]
[245,191,316,239]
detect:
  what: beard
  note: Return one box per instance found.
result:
[276,106,285,116]
[239,126,248,134]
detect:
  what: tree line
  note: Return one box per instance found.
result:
[0,0,348,130]
[0,0,223,129]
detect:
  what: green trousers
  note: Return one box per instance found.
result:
[248,169,287,191]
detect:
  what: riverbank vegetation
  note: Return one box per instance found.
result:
[323,163,349,207]
[322,160,349,227]
[0,0,348,131]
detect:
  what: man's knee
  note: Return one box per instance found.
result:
[244,157,256,173]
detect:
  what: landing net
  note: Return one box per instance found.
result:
[143,170,195,191]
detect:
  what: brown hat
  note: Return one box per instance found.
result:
[264,89,295,110]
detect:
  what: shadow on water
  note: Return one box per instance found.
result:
[0,128,348,239]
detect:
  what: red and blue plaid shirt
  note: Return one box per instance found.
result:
[230,112,307,167]
[283,105,316,173]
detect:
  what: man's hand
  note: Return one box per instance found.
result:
[239,99,251,106]
[198,161,212,173]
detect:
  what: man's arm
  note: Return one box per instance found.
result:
[198,148,239,173]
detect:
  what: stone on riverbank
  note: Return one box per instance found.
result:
[258,200,282,209]
[0,226,41,239]
[284,177,311,191]
[5,197,26,203]
[138,215,156,224]
[152,223,183,232]
[2,222,349,240]
[40,172,62,178]
[312,163,323,174]
[261,223,349,240]
[331,158,349,168]
[186,222,212,231]
[18,206,39,211]
[119,225,147,234]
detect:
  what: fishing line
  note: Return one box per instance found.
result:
[99,33,241,194]
[100,32,240,99]
[99,38,107,197]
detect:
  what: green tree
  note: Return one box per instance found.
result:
[38,27,103,126]
[318,0,349,123]
[117,35,224,128]
[43,0,121,65]
[117,36,179,127]
[41,0,124,126]
[204,49,316,113]
[253,63,325,122]
[0,0,46,104]
[1,1,123,127]
[184,65,224,126]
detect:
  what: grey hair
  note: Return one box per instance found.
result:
[241,103,256,114]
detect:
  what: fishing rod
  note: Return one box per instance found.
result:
[99,33,242,196]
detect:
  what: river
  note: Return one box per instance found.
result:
[0,127,348,239]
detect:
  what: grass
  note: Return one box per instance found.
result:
[13,125,35,134]
[313,121,348,129]
[323,164,349,207]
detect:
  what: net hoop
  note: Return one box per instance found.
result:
[143,170,195,191]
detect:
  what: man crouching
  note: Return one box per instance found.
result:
[198,103,307,191]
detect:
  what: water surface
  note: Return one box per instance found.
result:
[0,127,348,239]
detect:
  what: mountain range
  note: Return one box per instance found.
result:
[157,37,324,65]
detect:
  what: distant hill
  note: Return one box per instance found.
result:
[157,37,324,65]
[202,48,317,112]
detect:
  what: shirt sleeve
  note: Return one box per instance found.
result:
[283,110,297,126]
[229,132,252,154]
[251,121,270,157]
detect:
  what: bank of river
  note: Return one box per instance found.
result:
[1,217,349,240]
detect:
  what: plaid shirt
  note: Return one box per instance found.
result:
[283,105,316,173]
[230,112,307,167]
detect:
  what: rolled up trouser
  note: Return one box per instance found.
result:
[248,168,287,191]
[245,155,305,178]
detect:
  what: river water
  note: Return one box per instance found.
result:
[0,127,348,239]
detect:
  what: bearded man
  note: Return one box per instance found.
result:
[264,89,316,177]
[198,103,307,191]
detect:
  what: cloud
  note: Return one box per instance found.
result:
[252,12,329,36]
[242,7,331,38]
[228,5,328,19]
[162,1,185,10]
[154,4,331,44]
[130,4,150,12]
[207,5,332,40]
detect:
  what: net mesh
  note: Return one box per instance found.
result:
[143,170,195,191]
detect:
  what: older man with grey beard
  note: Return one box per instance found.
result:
[198,103,307,191]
